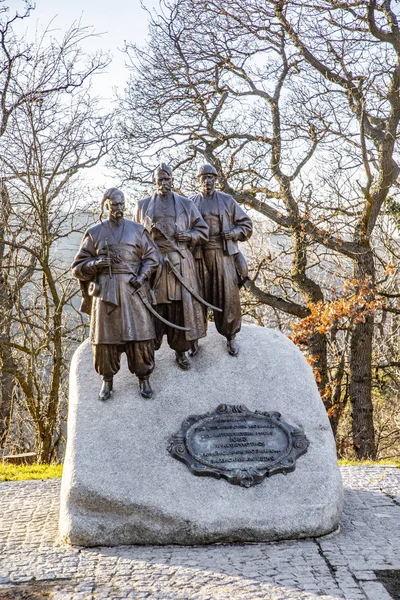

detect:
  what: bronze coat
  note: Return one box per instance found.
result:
[72,219,160,345]
[191,190,253,255]
[190,190,253,337]
[135,193,209,342]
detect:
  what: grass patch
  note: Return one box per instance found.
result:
[0,463,63,482]
[339,459,400,468]
[0,460,398,483]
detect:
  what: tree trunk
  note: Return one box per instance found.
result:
[349,249,376,459]
[0,347,14,447]
[38,304,64,463]
[329,350,347,439]
[290,230,336,432]
[308,331,329,405]
[0,181,13,449]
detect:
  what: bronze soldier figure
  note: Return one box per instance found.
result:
[72,188,160,400]
[191,164,253,356]
[135,163,209,370]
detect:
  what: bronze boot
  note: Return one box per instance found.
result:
[226,335,239,357]
[99,378,113,401]
[175,351,190,370]
[188,340,199,357]
[139,378,153,399]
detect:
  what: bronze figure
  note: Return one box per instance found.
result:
[72,188,160,400]
[135,163,209,370]
[191,164,253,356]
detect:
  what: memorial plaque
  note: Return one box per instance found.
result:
[168,404,309,487]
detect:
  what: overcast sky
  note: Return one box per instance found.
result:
[11,0,156,190]
[13,0,155,101]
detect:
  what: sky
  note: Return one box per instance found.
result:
[11,0,156,190]
[13,0,155,99]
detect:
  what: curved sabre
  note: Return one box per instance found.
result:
[164,257,223,313]
[136,287,190,331]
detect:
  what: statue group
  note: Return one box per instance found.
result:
[72,164,253,400]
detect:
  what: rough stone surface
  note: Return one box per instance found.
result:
[59,324,343,546]
[0,467,399,599]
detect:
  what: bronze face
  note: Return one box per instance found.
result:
[155,170,173,196]
[106,190,125,221]
[199,173,216,196]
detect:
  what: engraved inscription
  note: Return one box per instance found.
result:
[168,404,309,487]
[187,414,290,471]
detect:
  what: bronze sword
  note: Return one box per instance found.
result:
[164,257,222,313]
[105,238,113,279]
[136,287,190,331]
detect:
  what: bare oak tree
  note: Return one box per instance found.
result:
[0,3,112,460]
[113,0,400,458]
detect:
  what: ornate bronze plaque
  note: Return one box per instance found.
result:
[168,404,309,487]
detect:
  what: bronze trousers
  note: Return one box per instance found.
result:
[93,341,155,381]
[155,302,193,353]
[199,248,242,338]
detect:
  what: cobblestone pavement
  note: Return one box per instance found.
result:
[0,466,399,600]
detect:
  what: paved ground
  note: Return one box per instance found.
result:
[0,466,399,600]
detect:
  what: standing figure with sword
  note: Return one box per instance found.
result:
[135,163,211,370]
[72,187,181,400]
[191,164,253,357]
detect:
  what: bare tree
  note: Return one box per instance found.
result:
[113,0,400,458]
[271,0,400,458]
[0,3,112,460]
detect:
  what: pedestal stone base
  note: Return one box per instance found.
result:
[59,324,343,546]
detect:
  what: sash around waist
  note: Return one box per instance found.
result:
[204,235,224,249]
[105,265,137,275]
[154,239,189,253]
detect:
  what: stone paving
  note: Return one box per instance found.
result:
[0,466,399,600]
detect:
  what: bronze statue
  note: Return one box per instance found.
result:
[191,164,253,356]
[135,163,210,370]
[72,188,160,400]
